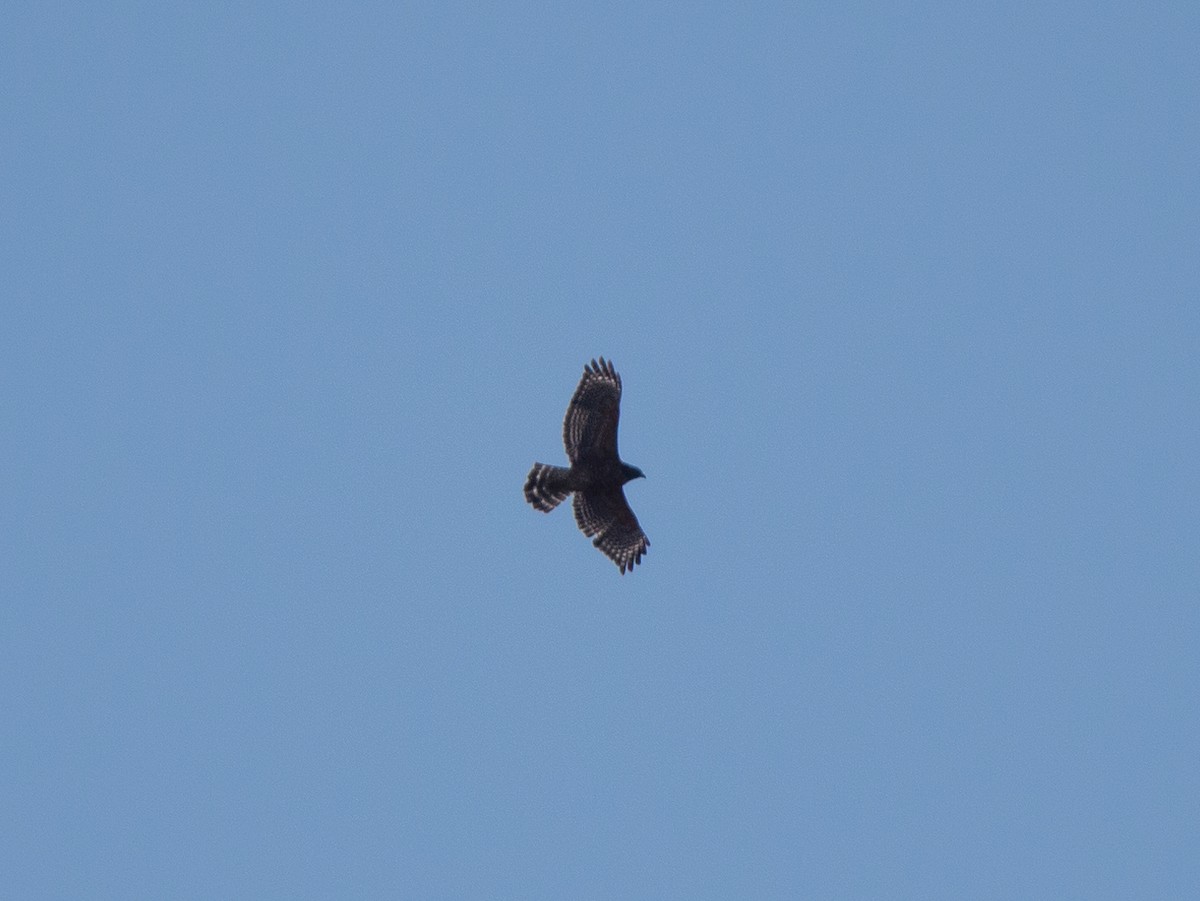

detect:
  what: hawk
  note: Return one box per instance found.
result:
[524,358,649,574]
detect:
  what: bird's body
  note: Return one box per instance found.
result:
[524,358,649,574]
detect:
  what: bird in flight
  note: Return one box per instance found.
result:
[524,358,649,574]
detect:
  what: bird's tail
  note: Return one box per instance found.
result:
[524,463,571,512]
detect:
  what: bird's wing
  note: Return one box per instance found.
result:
[573,487,649,574]
[562,357,622,465]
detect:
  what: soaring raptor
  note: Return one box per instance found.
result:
[524,358,649,574]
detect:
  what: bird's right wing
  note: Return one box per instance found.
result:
[562,357,622,464]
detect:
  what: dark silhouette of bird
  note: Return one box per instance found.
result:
[524,358,649,574]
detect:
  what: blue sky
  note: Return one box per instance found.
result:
[3,2,1198,898]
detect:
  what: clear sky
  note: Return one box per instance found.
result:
[3,2,1198,898]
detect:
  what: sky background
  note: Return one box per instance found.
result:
[3,2,1198,898]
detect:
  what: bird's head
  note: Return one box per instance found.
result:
[621,464,646,484]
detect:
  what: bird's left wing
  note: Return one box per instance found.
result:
[573,488,649,574]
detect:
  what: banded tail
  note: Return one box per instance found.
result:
[524,463,571,512]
